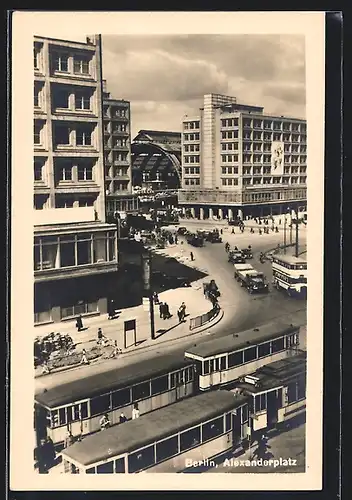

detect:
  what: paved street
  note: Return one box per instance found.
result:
[35,222,306,393]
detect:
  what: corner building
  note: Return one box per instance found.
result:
[178,94,307,220]
[33,35,119,326]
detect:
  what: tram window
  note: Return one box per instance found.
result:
[228,351,243,368]
[243,347,257,363]
[258,342,271,358]
[297,378,306,400]
[220,356,227,371]
[156,435,179,462]
[180,426,201,451]
[241,404,249,424]
[81,402,88,419]
[225,413,232,431]
[202,416,224,442]
[176,371,185,384]
[132,381,151,401]
[271,337,285,353]
[97,461,114,474]
[114,458,125,473]
[185,366,194,383]
[170,372,176,388]
[151,375,169,395]
[254,394,267,412]
[287,382,298,404]
[203,360,210,375]
[86,467,95,474]
[128,445,155,473]
[73,404,80,421]
[112,388,131,409]
[90,394,111,417]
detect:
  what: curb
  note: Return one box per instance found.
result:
[35,306,224,378]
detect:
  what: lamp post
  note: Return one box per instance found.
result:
[142,250,155,340]
[283,216,287,254]
[294,207,299,257]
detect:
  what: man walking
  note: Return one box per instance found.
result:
[159,302,164,319]
[80,348,89,365]
[178,302,186,322]
[190,251,194,261]
[76,315,83,332]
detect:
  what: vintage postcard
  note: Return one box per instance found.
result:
[10,10,325,491]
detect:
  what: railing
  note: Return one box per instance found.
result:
[189,303,220,331]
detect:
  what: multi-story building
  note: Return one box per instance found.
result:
[33,35,119,326]
[178,93,307,220]
[102,81,138,214]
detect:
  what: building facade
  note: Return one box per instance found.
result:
[178,93,307,220]
[33,35,119,326]
[102,81,138,214]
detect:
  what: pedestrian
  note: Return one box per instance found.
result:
[132,404,140,420]
[153,291,159,304]
[35,438,49,474]
[110,339,121,358]
[190,251,194,261]
[159,302,164,319]
[175,235,178,244]
[119,413,127,424]
[100,413,110,431]
[220,228,223,235]
[97,328,103,345]
[231,227,235,234]
[42,360,50,375]
[64,430,74,449]
[179,302,186,321]
[44,436,56,469]
[76,315,83,332]
[163,302,171,319]
[80,348,89,365]
[107,299,116,320]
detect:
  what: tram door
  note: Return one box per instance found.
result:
[232,408,242,449]
[266,388,282,428]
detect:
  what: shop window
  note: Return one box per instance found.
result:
[128,445,155,473]
[132,381,150,401]
[228,351,243,368]
[271,337,285,353]
[243,346,257,363]
[156,436,179,463]
[202,416,224,442]
[258,342,271,358]
[180,426,201,452]
[151,375,169,396]
[112,388,131,409]
[97,461,114,474]
[90,393,111,417]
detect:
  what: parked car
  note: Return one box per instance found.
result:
[152,271,191,289]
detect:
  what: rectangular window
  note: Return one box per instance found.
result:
[132,381,150,401]
[59,237,75,267]
[57,165,72,181]
[34,47,39,69]
[34,86,40,107]
[228,351,243,368]
[76,126,92,146]
[74,56,90,75]
[115,458,125,473]
[271,337,285,353]
[97,461,114,474]
[55,124,70,145]
[90,394,111,417]
[34,123,42,145]
[202,416,224,442]
[243,346,257,363]
[297,377,306,400]
[156,436,179,463]
[151,375,169,395]
[77,237,92,265]
[78,165,93,181]
[258,342,271,358]
[53,88,69,109]
[203,360,210,375]
[128,445,155,473]
[54,53,68,72]
[75,91,91,110]
[226,413,232,431]
[180,426,201,452]
[287,382,298,404]
[112,388,131,409]
[34,161,43,181]
[255,393,267,412]
[86,467,95,474]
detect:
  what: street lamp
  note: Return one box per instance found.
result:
[141,250,156,340]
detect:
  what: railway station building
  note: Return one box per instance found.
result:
[33,34,120,326]
[178,93,307,220]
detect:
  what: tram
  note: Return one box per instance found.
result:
[233,351,306,440]
[184,321,301,391]
[271,255,307,298]
[60,353,306,474]
[34,352,195,450]
[60,390,248,474]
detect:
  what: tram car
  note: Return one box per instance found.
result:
[184,320,301,391]
[34,352,196,451]
[60,390,249,474]
[59,353,306,474]
[232,351,306,439]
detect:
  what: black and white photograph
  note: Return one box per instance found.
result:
[10,11,325,491]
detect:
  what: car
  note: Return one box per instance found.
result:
[152,271,191,289]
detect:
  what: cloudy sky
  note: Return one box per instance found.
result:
[102,34,306,139]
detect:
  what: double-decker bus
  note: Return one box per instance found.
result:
[271,255,307,298]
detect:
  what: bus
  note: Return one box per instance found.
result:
[60,390,249,474]
[184,320,301,391]
[271,254,307,298]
